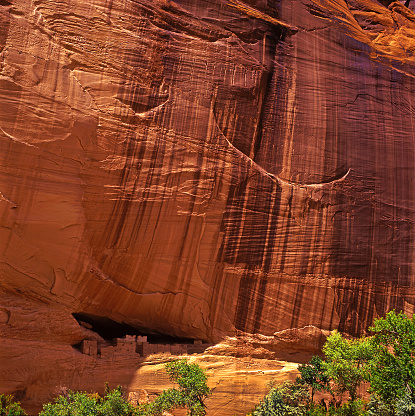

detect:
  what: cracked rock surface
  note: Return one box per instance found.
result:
[2,0,415,413]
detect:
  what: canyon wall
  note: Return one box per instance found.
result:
[2,0,415,413]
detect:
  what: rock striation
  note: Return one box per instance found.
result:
[2,0,415,413]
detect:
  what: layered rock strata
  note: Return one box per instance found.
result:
[2,0,415,413]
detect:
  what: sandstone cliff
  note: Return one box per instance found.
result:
[2,0,415,414]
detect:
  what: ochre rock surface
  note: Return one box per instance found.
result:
[130,354,298,416]
[0,344,299,415]
[2,0,415,413]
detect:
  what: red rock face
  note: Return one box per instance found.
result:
[2,0,415,379]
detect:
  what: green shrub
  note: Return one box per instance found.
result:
[368,311,415,409]
[323,332,373,402]
[40,386,136,416]
[396,389,415,416]
[39,359,210,416]
[334,399,366,416]
[253,381,310,416]
[366,395,393,416]
[137,358,211,416]
[298,356,331,401]
[99,387,137,416]
[306,402,338,416]
[251,311,415,416]
[0,395,26,416]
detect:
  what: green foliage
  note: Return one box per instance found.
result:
[251,311,415,415]
[39,386,136,416]
[99,387,137,416]
[137,389,183,416]
[323,331,373,401]
[164,358,211,414]
[10,311,415,416]
[253,388,290,416]
[306,403,328,416]
[0,395,26,416]
[137,358,211,416]
[366,395,394,416]
[38,359,210,416]
[368,310,415,408]
[305,400,367,416]
[333,400,366,416]
[298,356,331,400]
[305,402,342,416]
[396,389,415,416]
[253,381,310,416]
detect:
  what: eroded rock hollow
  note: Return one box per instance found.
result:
[2,0,415,412]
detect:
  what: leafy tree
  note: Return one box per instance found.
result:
[99,386,137,416]
[298,356,331,401]
[253,388,287,416]
[0,395,26,416]
[40,386,136,416]
[322,331,373,402]
[138,358,211,416]
[164,358,211,416]
[368,311,415,411]
[366,395,393,416]
[396,389,415,416]
[334,399,366,416]
[137,389,183,416]
[253,381,310,416]
[251,311,415,415]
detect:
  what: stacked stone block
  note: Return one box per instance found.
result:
[81,336,212,358]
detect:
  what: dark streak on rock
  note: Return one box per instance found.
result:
[0,1,10,55]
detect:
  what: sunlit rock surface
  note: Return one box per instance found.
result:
[2,0,415,413]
